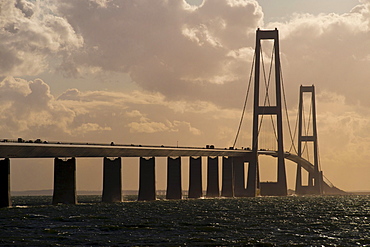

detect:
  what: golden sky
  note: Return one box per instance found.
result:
[1,0,369,192]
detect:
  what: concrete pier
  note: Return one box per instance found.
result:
[308,173,314,187]
[102,157,122,203]
[295,163,303,194]
[188,157,202,198]
[52,158,77,205]
[0,158,11,208]
[138,157,156,201]
[221,156,233,197]
[260,182,280,196]
[246,157,258,197]
[318,171,324,194]
[166,157,182,199]
[233,156,246,197]
[206,156,219,198]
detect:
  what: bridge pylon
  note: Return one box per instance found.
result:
[295,85,323,195]
[247,28,287,197]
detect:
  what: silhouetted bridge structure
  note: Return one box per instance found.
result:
[0,29,345,207]
[0,141,343,207]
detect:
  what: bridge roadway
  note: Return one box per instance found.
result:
[0,142,252,158]
[259,150,315,174]
[0,143,323,173]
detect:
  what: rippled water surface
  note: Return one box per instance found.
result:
[1,195,370,246]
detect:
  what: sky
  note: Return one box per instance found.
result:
[1,0,369,193]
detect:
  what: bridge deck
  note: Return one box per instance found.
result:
[0,143,252,158]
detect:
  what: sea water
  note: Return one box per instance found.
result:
[1,195,370,246]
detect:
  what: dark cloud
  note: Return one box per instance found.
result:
[56,0,263,107]
[15,0,34,18]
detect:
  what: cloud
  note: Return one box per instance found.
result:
[50,0,370,111]
[0,0,83,76]
[174,120,202,135]
[5,0,370,110]
[264,1,370,108]
[127,121,169,134]
[0,77,233,145]
[75,123,111,134]
[53,0,263,107]
[0,77,117,139]
[2,0,361,115]
[0,77,75,136]
[58,86,234,138]
[127,119,202,135]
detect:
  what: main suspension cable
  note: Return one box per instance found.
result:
[301,102,308,157]
[288,108,299,153]
[317,135,322,171]
[266,47,278,143]
[232,51,255,148]
[280,64,298,154]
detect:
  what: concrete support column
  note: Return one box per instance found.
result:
[188,157,202,198]
[319,171,324,194]
[313,171,323,195]
[246,156,258,197]
[0,158,11,208]
[206,156,219,198]
[138,157,156,201]
[221,157,233,197]
[233,156,246,197]
[52,158,77,205]
[102,157,122,203]
[308,172,314,187]
[166,157,182,199]
[295,164,303,195]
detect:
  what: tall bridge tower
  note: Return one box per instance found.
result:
[247,29,287,196]
[296,85,323,194]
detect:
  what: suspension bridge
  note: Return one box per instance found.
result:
[0,29,345,208]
